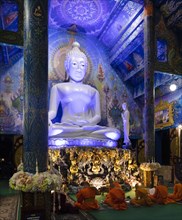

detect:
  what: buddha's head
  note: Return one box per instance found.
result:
[65,42,88,83]
[122,102,127,111]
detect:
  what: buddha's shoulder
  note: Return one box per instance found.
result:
[53,82,98,93]
[83,84,98,94]
[53,82,72,89]
[63,82,96,89]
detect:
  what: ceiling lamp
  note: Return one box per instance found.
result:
[169,84,177,91]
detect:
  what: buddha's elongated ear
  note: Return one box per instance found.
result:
[64,72,70,82]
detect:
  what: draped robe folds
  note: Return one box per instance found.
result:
[130,188,154,206]
[168,183,182,202]
[112,181,122,188]
[49,83,121,141]
[104,187,127,210]
[149,185,176,204]
[75,187,99,210]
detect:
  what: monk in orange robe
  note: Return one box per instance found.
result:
[168,182,182,202]
[75,181,100,210]
[104,181,127,210]
[130,184,154,207]
[149,181,175,205]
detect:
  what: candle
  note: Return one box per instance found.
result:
[53,190,56,214]
[178,125,182,157]
[36,159,38,174]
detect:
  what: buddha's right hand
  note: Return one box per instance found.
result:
[72,119,88,126]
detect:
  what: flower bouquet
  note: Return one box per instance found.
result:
[9,170,62,192]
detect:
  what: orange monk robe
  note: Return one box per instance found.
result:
[104,187,127,210]
[168,183,182,202]
[149,185,175,205]
[75,187,99,210]
[112,181,121,188]
[130,188,154,207]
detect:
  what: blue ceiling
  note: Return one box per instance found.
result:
[0,0,182,105]
[49,0,116,36]
[48,0,182,105]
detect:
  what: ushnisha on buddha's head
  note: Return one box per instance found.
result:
[64,42,88,83]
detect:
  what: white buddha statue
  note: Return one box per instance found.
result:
[48,42,120,142]
[121,102,131,145]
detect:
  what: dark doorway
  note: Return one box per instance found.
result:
[0,135,15,179]
[155,129,170,165]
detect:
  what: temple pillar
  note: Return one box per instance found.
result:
[23,0,48,173]
[143,0,155,161]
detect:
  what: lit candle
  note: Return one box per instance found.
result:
[53,190,56,214]
[36,159,38,174]
[58,192,61,211]
[50,159,53,170]
[178,125,182,157]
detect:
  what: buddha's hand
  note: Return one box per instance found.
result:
[72,119,88,126]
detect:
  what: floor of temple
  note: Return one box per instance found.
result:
[0,179,182,220]
[0,180,20,220]
[67,191,182,220]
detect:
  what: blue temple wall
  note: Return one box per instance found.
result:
[0,28,181,136]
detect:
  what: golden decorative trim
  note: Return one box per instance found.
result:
[34,6,42,17]
[155,100,174,129]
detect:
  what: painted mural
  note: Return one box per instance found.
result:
[49,0,116,36]
[0,1,18,32]
[0,0,181,139]
[102,1,143,48]
[0,44,23,134]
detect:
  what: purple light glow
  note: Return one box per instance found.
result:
[49,137,117,148]
[49,0,113,36]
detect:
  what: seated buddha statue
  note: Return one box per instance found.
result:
[48,42,120,142]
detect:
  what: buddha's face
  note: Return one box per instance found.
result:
[122,103,127,110]
[68,56,87,82]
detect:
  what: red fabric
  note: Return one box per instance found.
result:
[168,183,182,202]
[130,188,154,206]
[75,187,99,210]
[149,185,175,204]
[104,187,127,210]
[112,182,121,188]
